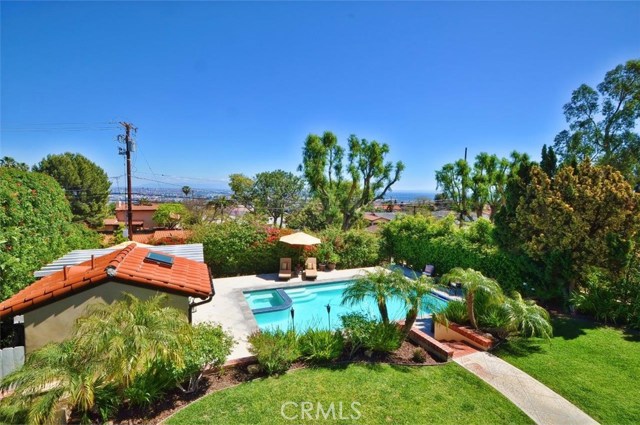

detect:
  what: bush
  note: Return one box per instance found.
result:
[0,294,234,424]
[248,329,299,375]
[433,299,468,327]
[381,215,526,292]
[190,221,299,277]
[340,313,403,356]
[319,227,381,269]
[298,328,344,364]
[412,348,427,363]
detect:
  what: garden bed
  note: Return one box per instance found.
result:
[109,340,440,424]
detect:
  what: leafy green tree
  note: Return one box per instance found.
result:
[33,153,111,228]
[300,131,405,230]
[229,173,255,211]
[341,268,405,324]
[440,268,502,329]
[540,144,558,178]
[153,203,191,229]
[513,161,640,298]
[0,168,101,300]
[436,159,472,225]
[553,59,640,182]
[0,156,28,171]
[251,170,304,228]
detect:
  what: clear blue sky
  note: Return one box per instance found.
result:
[1,1,639,191]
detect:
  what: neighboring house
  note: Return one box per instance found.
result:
[362,212,396,233]
[131,229,192,245]
[102,202,160,230]
[0,243,212,353]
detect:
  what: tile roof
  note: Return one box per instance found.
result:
[151,229,192,240]
[1,243,211,319]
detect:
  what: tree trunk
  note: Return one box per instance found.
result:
[402,308,418,338]
[378,300,389,324]
[476,207,484,220]
[467,292,477,329]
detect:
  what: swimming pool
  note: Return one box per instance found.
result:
[244,280,449,332]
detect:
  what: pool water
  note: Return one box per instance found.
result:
[244,280,449,332]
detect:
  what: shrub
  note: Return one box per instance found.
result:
[298,328,344,364]
[412,348,427,363]
[248,329,299,375]
[433,299,468,327]
[319,227,380,269]
[0,294,234,424]
[340,312,403,355]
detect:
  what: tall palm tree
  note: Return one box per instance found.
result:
[341,268,405,324]
[440,267,502,329]
[182,185,192,198]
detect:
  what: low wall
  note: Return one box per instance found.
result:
[434,322,494,351]
[0,346,25,379]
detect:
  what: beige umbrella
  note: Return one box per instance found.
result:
[279,231,321,246]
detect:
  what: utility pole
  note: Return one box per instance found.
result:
[118,122,137,241]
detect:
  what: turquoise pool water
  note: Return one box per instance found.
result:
[244,280,449,332]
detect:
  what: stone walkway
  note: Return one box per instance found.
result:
[455,351,599,425]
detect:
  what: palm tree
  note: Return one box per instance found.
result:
[74,293,192,389]
[0,340,102,425]
[398,275,434,338]
[341,268,405,324]
[440,267,502,329]
[502,292,552,339]
[182,185,192,198]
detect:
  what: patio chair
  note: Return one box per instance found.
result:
[279,258,292,281]
[303,257,318,281]
[422,264,435,277]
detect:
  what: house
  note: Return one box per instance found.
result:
[0,243,212,353]
[101,202,160,231]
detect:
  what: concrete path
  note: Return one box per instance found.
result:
[455,352,599,425]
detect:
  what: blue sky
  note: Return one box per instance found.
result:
[1,2,639,191]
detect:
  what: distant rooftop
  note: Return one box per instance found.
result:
[34,243,204,278]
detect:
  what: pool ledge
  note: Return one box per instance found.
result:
[249,289,293,314]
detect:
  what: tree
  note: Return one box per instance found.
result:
[513,161,640,298]
[553,60,640,182]
[0,156,28,171]
[300,131,405,230]
[153,203,191,229]
[398,275,434,338]
[436,152,523,225]
[33,153,111,228]
[540,144,558,178]
[440,267,502,329]
[229,173,255,211]
[341,268,405,324]
[182,185,192,198]
[251,170,304,228]
[0,168,101,300]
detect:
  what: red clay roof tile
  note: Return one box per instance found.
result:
[0,243,211,319]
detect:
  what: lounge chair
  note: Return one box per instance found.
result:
[422,264,435,277]
[303,257,318,281]
[279,258,292,281]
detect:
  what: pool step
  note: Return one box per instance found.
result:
[286,288,317,303]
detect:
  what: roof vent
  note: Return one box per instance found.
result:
[145,252,174,267]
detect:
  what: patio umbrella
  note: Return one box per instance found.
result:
[279,232,322,271]
[279,231,321,246]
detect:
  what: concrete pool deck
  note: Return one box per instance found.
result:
[191,267,377,360]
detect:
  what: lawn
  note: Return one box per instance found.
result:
[167,363,533,425]
[495,316,640,424]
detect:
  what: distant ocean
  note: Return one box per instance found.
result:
[382,191,437,202]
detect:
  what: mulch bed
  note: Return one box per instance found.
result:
[110,340,441,424]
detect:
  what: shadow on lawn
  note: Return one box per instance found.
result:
[493,338,545,358]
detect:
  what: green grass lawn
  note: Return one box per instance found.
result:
[167,363,533,425]
[495,316,640,424]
